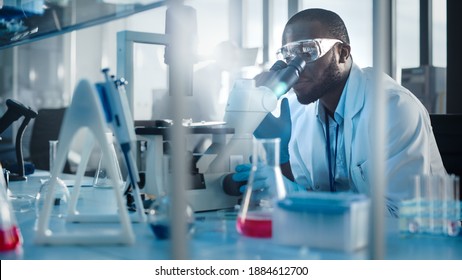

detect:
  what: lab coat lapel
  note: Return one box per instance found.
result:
[343,64,366,172]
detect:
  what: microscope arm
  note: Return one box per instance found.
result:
[0,99,36,134]
[12,115,33,180]
[0,99,37,181]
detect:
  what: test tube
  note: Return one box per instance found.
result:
[49,140,58,173]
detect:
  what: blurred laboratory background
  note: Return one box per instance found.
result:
[0,0,453,174]
[2,0,462,263]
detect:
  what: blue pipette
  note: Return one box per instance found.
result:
[97,68,146,222]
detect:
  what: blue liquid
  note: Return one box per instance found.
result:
[149,222,194,240]
[150,223,170,240]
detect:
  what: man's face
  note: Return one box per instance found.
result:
[282,21,344,105]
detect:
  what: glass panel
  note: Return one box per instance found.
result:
[244,0,263,64]
[432,0,446,67]
[271,0,288,62]
[128,0,231,122]
[190,0,229,57]
[301,0,373,67]
[396,0,420,69]
[134,43,168,121]
[398,0,446,114]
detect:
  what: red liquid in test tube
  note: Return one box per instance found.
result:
[0,225,21,251]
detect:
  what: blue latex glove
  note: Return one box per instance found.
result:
[253,97,291,164]
[232,163,305,194]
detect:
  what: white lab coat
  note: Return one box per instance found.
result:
[288,63,446,216]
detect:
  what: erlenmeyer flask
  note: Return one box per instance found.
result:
[147,195,195,240]
[35,177,69,219]
[147,156,195,240]
[0,163,22,252]
[35,140,70,220]
[236,138,287,238]
[93,132,123,189]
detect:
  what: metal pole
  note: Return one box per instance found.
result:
[420,0,433,66]
[262,0,270,64]
[446,0,462,113]
[287,0,299,18]
[371,0,388,260]
[388,0,397,80]
[165,0,193,259]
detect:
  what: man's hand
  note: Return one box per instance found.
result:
[232,163,305,194]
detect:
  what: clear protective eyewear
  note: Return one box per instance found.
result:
[276,38,343,64]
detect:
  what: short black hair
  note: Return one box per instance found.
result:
[286,8,350,44]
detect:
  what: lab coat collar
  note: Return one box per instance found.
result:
[342,63,366,120]
[315,63,365,124]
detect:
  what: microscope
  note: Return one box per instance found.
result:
[138,56,306,212]
[0,99,37,181]
[193,56,306,210]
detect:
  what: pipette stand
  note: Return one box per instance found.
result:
[34,79,136,245]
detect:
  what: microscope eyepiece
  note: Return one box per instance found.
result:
[287,56,306,74]
[256,55,306,98]
[269,60,288,71]
[6,99,37,119]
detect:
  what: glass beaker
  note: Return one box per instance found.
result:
[35,140,70,220]
[236,138,287,238]
[5,168,35,213]
[93,132,124,189]
[400,174,461,236]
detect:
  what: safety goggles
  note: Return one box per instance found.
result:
[276,38,343,64]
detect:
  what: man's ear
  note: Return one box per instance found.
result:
[338,44,351,63]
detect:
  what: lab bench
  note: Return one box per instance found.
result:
[3,171,462,260]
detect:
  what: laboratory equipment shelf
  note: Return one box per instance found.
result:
[0,0,166,50]
[4,171,462,260]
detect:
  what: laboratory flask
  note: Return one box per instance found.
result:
[0,163,22,252]
[93,132,124,189]
[35,140,70,220]
[236,138,287,238]
[147,158,195,240]
[35,178,69,220]
[147,195,195,240]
